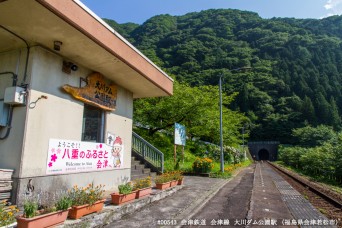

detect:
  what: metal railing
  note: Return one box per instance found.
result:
[132,132,164,173]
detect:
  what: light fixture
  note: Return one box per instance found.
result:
[62,61,78,74]
[54,41,62,51]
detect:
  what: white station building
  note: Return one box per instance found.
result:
[0,0,173,204]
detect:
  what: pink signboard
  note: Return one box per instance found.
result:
[46,138,124,174]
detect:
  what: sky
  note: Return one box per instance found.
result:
[80,0,342,24]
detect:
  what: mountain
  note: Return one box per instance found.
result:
[104,9,342,143]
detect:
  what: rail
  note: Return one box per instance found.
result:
[132,132,164,173]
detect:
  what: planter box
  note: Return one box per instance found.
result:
[111,191,137,205]
[135,187,152,199]
[177,178,184,185]
[155,181,171,190]
[170,180,178,187]
[16,209,69,228]
[68,199,105,219]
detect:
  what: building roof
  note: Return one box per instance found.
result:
[0,0,173,98]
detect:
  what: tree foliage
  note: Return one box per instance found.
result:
[279,130,342,184]
[107,9,342,143]
[134,82,247,146]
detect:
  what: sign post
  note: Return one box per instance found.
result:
[174,123,186,163]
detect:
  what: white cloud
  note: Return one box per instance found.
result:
[324,0,342,16]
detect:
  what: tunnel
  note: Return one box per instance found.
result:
[248,141,279,161]
[258,149,270,160]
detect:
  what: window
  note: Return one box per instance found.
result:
[82,104,104,142]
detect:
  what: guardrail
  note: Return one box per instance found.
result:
[132,132,164,173]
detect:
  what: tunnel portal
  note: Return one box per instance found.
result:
[248,141,279,161]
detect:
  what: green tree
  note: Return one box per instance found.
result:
[328,97,341,130]
[292,125,336,147]
[301,96,316,124]
[134,81,247,145]
[108,10,342,141]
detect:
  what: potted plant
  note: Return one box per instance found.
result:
[16,196,71,228]
[155,173,172,190]
[133,177,152,199]
[111,182,137,205]
[67,183,105,219]
[173,171,184,185]
[0,200,19,228]
[169,171,179,187]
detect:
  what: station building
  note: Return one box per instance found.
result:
[0,0,173,204]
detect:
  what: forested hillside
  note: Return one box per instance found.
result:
[104,9,342,143]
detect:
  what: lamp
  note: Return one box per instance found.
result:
[54,41,63,51]
[62,61,78,74]
[219,67,252,173]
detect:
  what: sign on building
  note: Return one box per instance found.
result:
[46,137,124,174]
[63,73,117,111]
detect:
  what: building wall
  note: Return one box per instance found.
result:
[0,48,30,176]
[2,46,134,204]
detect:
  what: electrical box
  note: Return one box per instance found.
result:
[4,86,26,105]
[0,101,9,127]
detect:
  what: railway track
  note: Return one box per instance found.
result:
[267,161,342,226]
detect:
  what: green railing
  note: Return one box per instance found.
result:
[132,132,164,173]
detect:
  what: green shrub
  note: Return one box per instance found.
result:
[133,177,152,190]
[23,200,38,218]
[118,183,133,194]
[55,196,72,211]
[192,157,214,173]
[67,183,105,206]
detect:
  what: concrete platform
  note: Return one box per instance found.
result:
[247,162,336,227]
[55,163,338,227]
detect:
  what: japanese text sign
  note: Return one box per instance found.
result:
[62,73,117,111]
[46,138,124,175]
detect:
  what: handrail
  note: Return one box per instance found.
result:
[132,132,164,173]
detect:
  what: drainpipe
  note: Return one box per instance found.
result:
[0,25,30,84]
[0,26,30,139]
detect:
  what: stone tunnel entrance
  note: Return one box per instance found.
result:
[258,149,270,160]
[248,141,279,161]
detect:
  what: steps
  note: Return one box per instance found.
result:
[131,156,157,181]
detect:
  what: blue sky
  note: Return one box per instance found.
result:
[81,0,342,24]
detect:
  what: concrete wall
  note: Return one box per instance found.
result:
[248,142,279,161]
[0,48,30,176]
[1,46,134,204]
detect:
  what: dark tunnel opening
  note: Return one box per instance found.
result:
[258,149,270,161]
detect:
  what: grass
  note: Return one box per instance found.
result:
[274,161,342,195]
[164,152,252,180]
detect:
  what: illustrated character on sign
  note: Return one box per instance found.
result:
[112,136,122,168]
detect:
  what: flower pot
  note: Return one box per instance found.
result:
[16,209,69,228]
[177,178,184,185]
[111,191,137,205]
[155,181,171,190]
[68,199,105,219]
[135,187,152,199]
[170,180,178,187]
